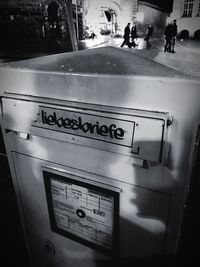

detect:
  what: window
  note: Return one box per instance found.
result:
[197,0,200,16]
[183,0,194,17]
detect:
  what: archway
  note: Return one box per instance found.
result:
[84,0,122,36]
[178,29,189,39]
[102,0,121,34]
[194,29,200,40]
[47,1,59,27]
[100,7,118,34]
[46,1,62,50]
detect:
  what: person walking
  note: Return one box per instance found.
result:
[131,24,137,47]
[121,23,131,48]
[164,23,173,52]
[144,24,153,49]
[171,19,177,53]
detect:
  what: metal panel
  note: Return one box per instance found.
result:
[11,152,170,267]
[2,98,169,163]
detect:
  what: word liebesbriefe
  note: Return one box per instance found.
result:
[41,110,125,140]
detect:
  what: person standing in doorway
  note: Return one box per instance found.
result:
[144,24,153,49]
[171,19,178,53]
[121,23,131,48]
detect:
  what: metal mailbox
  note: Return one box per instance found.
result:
[0,47,200,266]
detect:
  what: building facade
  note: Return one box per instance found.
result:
[0,0,174,46]
[82,0,139,36]
[0,0,84,48]
[82,0,173,37]
[168,0,200,38]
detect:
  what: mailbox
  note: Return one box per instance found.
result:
[0,47,200,266]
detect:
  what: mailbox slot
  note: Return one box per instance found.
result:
[2,97,170,163]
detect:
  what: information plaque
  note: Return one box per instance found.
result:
[43,171,119,256]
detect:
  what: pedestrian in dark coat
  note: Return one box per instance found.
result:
[171,20,177,53]
[121,23,131,48]
[131,24,137,47]
[144,24,153,49]
[164,23,173,52]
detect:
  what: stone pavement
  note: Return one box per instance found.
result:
[127,38,200,79]
[80,35,200,78]
[80,36,200,79]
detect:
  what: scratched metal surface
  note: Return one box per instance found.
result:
[0,46,191,78]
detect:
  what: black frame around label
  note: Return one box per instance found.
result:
[43,170,119,257]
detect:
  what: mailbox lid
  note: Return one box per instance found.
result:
[0,47,199,116]
[0,46,191,77]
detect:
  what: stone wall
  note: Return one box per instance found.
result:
[0,0,83,49]
[0,0,44,47]
[137,3,168,36]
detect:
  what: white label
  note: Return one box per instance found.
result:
[51,178,115,249]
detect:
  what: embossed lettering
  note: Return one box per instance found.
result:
[41,110,124,140]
